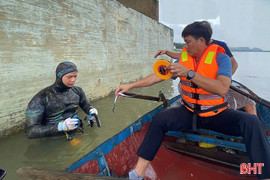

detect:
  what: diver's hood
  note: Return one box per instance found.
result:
[53,61,78,92]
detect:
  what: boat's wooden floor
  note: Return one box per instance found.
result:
[163,140,250,169]
[144,140,256,180]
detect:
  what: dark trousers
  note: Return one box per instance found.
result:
[137,105,270,179]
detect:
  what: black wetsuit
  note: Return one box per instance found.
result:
[25,62,92,138]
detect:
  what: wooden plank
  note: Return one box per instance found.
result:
[163,141,250,170]
[167,131,247,151]
[16,167,125,180]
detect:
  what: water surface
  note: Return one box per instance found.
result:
[0,80,175,180]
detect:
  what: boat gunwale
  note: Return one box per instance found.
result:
[65,95,182,172]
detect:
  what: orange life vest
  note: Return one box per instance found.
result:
[179,44,228,117]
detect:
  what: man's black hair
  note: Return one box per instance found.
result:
[182,21,211,45]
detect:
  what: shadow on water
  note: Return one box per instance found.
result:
[0,80,176,180]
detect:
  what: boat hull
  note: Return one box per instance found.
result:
[66,94,268,179]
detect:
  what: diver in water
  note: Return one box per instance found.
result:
[25,61,98,139]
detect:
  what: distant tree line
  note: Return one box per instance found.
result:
[174,42,185,49]
[174,43,269,52]
[229,47,269,52]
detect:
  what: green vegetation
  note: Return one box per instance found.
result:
[174,42,185,50]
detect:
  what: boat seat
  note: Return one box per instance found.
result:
[166,129,270,152]
[166,102,270,152]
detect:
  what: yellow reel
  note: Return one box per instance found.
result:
[153,59,173,80]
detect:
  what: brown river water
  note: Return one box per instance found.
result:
[0,80,175,180]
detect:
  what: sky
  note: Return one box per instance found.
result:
[159,0,270,50]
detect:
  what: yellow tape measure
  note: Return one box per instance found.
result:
[153,59,173,80]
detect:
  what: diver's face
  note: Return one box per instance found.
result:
[62,71,77,87]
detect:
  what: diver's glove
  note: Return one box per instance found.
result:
[88,107,101,127]
[58,116,79,131]
[89,107,98,116]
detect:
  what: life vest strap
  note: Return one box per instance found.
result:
[192,113,198,130]
[184,101,215,110]
[184,100,228,131]
[183,100,228,114]
[182,90,223,100]
[180,80,198,88]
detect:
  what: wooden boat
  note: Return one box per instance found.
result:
[17,80,270,180]
[63,80,270,180]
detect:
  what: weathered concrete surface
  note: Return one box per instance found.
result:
[0,0,173,137]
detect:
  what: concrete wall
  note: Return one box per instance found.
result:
[0,0,173,137]
[116,0,159,21]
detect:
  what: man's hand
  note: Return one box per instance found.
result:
[168,63,190,77]
[58,117,79,131]
[154,50,167,58]
[115,84,132,96]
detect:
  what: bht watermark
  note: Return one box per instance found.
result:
[240,163,264,174]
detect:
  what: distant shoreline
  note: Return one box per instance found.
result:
[225,47,269,52]
[173,43,270,52]
[231,50,270,53]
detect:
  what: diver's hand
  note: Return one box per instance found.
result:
[115,84,132,96]
[58,117,79,131]
[154,50,167,58]
[89,107,98,116]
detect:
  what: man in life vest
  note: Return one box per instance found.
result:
[155,20,257,115]
[154,20,263,150]
[115,22,270,179]
[25,61,98,139]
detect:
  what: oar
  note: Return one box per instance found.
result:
[230,80,270,108]
[123,92,161,102]
[112,91,169,112]
[122,91,169,109]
